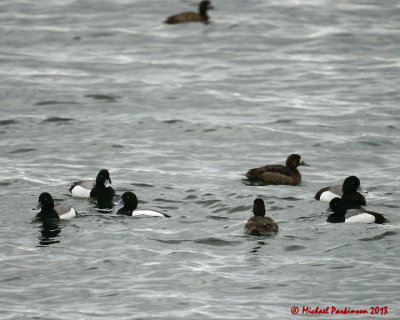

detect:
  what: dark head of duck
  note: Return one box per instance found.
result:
[253,198,266,217]
[96,169,112,188]
[286,154,309,169]
[199,1,214,16]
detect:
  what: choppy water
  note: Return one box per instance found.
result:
[1,0,399,319]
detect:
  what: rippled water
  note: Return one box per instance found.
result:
[1,0,399,319]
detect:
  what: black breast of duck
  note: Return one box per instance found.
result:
[326,197,386,224]
[341,176,366,208]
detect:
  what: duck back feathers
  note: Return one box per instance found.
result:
[244,216,279,236]
[70,169,115,202]
[315,185,342,202]
[315,176,366,207]
[345,209,387,224]
[165,12,208,24]
[246,154,307,186]
[117,192,170,217]
[244,198,278,236]
[326,198,386,224]
[165,0,213,24]
[34,192,76,221]
[54,203,77,220]
[69,180,94,197]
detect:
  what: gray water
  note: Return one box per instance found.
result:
[1,0,399,319]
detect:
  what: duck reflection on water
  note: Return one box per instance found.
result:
[38,221,61,246]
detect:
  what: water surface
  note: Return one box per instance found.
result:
[0,0,399,319]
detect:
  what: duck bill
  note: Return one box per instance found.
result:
[104,179,111,188]
[208,4,214,10]
[300,161,310,166]
[322,207,333,214]
[33,202,42,210]
[357,185,367,193]
[115,199,124,206]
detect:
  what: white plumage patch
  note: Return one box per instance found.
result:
[320,191,339,203]
[131,210,166,217]
[71,185,91,198]
[345,213,375,223]
[104,179,111,188]
[59,208,77,220]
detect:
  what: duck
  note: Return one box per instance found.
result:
[33,192,77,221]
[244,198,278,236]
[315,176,367,207]
[164,0,214,24]
[245,154,309,186]
[325,197,386,224]
[69,169,115,202]
[116,192,171,217]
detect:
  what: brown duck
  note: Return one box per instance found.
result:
[165,1,214,24]
[246,154,309,186]
[244,198,278,236]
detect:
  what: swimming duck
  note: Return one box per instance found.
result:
[315,176,366,207]
[165,0,214,24]
[69,169,115,202]
[33,192,77,221]
[246,154,309,186]
[116,192,170,217]
[325,197,386,224]
[244,198,278,236]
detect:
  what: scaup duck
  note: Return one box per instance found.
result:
[325,197,386,224]
[315,176,366,207]
[244,198,278,236]
[165,0,214,24]
[33,192,77,221]
[116,192,171,217]
[246,154,309,186]
[70,169,115,202]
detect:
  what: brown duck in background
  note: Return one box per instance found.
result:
[165,0,214,24]
[244,198,278,236]
[246,154,309,186]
